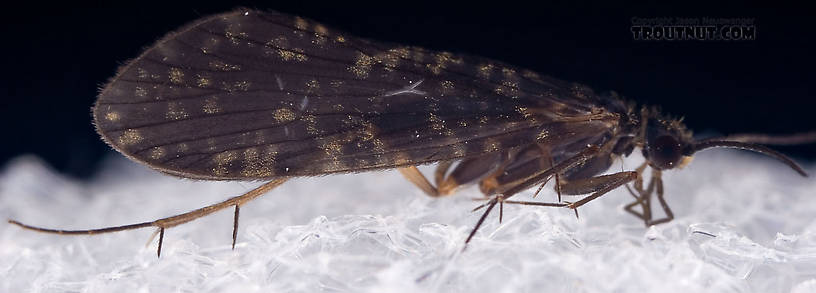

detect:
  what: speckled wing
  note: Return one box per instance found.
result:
[94,8,620,180]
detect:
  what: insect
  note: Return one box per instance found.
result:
[9,8,814,257]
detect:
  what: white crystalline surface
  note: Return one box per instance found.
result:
[1,151,815,292]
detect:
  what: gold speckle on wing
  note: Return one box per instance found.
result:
[354,158,370,168]
[390,47,411,59]
[440,80,454,94]
[332,104,344,111]
[327,157,350,172]
[294,17,308,30]
[118,129,143,146]
[522,70,541,80]
[168,68,184,84]
[221,81,251,92]
[348,52,375,78]
[478,64,494,79]
[105,112,120,122]
[357,121,376,141]
[479,116,489,124]
[320,139,343,156]
[427,113,453,136]
[166,102,189,120]
[136,68,149,79]
[212,150,238,176]
[267,36,288,49]
[203,96,221,114]
[335,35,346,43]
[208,60,241,71]
[195,74,211,87]
[253,130,267,144]
[343,115,358,127]
[214,150,237,164]
[484,139,501,152]
[501,67,516,78]
[425,63,445,74]
[428,113,444,130]
[425,96,440,112]
[314,24,328,36]
[149,147,166,160]
[312,24,329,46]
[241,147,276,177]
[303,114,319,135]
[495,81,519,97]
[305,79,320,93]
[515,106,531,118]
[313,34,327,46]
[278,47,308,62]
[375,50,402,70]
[452,143,466,156]
[134,86,147,97]
[371,138,386,154]
[537,129,550,140]
[273,108,296,123]
[225,30,248,45]
[206,138,217,151]
[392,152,412,165]
[447,53,464,64]
[426,52,460,75]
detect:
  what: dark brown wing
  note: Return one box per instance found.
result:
[94,8,620,180]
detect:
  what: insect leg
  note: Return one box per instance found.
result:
[464,197,498,249]
[481,146,566,222]
[500,171,638,215]
[479,146,547,196]
[157,228,165,258]
[399,161,466,197]
[623,185,647,221]
[465,146,601,246]
[8,178,288,257]
[623,163,651,222]
[445,154,505,195]
[645,169,673,226]
[560,171,639,211]
[400,154,503,197]
[551,156,563,202]
[632,162,648,192]
[434,161,455,190]
[497,145,602,200]
[623,167,678,226]
[398,166,444,197]
[530,144,560,201]
[559,172,640,197]
[232,205,240,249]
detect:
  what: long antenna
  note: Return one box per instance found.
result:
[715,131,816,145]
[692,140,808,177]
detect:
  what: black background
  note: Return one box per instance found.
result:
[1,1,813,179]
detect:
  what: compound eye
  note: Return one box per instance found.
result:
[649,135,683,169]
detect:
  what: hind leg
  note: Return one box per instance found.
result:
[399,153,504,197]
[398,163,454,197]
